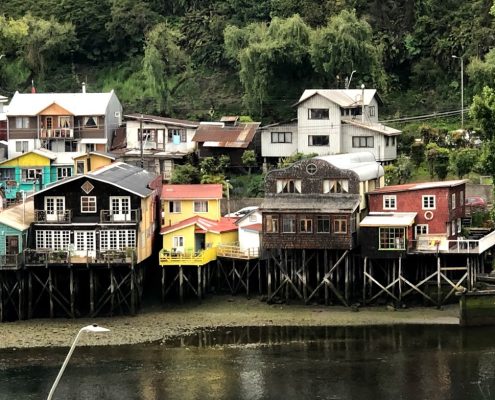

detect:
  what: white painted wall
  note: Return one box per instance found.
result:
[261,122,298,158]
[8,139,39,159]
[237,210,261,252]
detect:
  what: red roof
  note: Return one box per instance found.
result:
[160,216,237,235]
[191,122,260,148]
[242,223,262,232]
[161,184,223,200]
[371,180,467,194]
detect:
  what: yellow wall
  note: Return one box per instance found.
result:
[205,230,238,248]
[162,199,221,226]
[162,225,196,252]
[1,153,51,167]
[73,154,113,173]
[136,195,154,263]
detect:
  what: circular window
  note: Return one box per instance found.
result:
[306,163,317,175]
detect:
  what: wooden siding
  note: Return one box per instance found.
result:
[1,152,52,167]
[261,123,298,158]
[359,226,410,258]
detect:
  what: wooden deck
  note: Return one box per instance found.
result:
[159,247,217,266]
[216,244,259,260]
[409,230,495,255]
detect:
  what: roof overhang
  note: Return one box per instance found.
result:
[360,212,417,227]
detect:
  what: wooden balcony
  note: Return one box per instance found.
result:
[34,210,72,223]
[216,244,259,259]
[0,254,23,270]
[159,247,217,266]
[24,248,136,266]
[100,209,139,223]
[409,230,495,255]
[40,128,75,139]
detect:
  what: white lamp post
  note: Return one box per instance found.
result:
[47,324,110,400]
[452,54,464,129]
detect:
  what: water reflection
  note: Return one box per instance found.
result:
[2,325,495,400]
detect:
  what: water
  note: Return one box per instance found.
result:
[1,325,495,400]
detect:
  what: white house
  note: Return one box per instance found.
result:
[235,208,262,254]
[6,87,122,158]
[260,89,401,164]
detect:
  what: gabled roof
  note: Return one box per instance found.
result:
[73,151,116,161]
[315,152,384,181]
[294,89,380,108]
[0,200,34,231]
[7,91,117,116]
[370,180,468,194]
[161,184,223,200]
[192,122,260,148]
[30,162,157,198]
[0,148,57,166]
[125,113,199,128]
[343,118,401,136]
[241,223,262,232]
[260,119,297,129]
[160,216,237,235]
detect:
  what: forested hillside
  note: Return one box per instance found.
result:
[0,0,494,123]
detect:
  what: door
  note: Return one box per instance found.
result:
[75,231,96,257]
[194,233,205,254]
[173,236,184,254]
[45,196,65,222]
[6,236,18,255]
[110,196,131,221]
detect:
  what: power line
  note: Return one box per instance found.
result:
[380,108,468,124]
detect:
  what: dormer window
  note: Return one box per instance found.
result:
[277,179,301,193]
[323,179,349,193]
[308,108,329,120]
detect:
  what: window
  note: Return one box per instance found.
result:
[57,167,72,180]
[334,218,347,234]
[15,117,29,129]
[169,201,181,213]
[76,161,85,175]
[422,195,436,210]
[75,231,95,251]
[45,117,53,130]
[81,196,97,213]
[59,116,71,128]
[379,228,406,250]
[36,230,70,250]
[460,191,464,205]
[110,196,131,220]
[65,141,78,152]
[83,116,98,128]
[266,215,279,233]
[277,179,301,193]
[317,216,330,233]
[369,106,376,117]
[309,108,329,119]
[300,217,313,233]
[45,196,65,214]
[282,216,296,233]
[352,136,374,148]
[383,195,397,210]
[457,218,462,233]
[0,168,14,180]
[22,168,42,181]
[168,128,186,143]
[15,141,29,153]
[194,201,208,213]
[85,143,95,152]
[323,179,349,193]
[392,137,396,145]
[385,137,390,146]
[451,220,456,236]
[173,236,184,248]
[452,193,456,209]
[100,230,136,250]
[271,132,292,143]
[138,129,156,142]
[415,224,429,238]
[308,135,329,146]
[306,164,317,174]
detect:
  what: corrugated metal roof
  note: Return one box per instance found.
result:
[261,195,360,213]
[161,184,223,200]
[371,180,468,194]
[294,89,378,108]
[343,118,401,136]
[316,152,384,181]
[125,113,199,128]
[192,122,260,148]
[7,91,116,116]
[0,199,34,231]
[360,212,417,227]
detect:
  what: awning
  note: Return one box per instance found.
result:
[80,138,108,144]
[360,212,417,227]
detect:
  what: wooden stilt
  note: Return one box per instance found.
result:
[48,269,54,318]
[267,255,272,300]
[130,266,135,315]
[110,268,115,316]
[302,250,307,303]
[0,273,3,322]
[197,266,202,302]
[70,269,75,318]
[28,271,32,319]
[89,268,94,315]
[179,267,184,304]
[324,250,329,305]
[436,256,441,308]
[363,257,367,304]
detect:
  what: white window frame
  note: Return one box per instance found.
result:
[460,191,464,205]
[76,160,85,175]
[352,136,374,148]
[193,201,208,213]
[100,230,136,251]
[415,224,429,238]
[169,201,181,213]
[15,140,29,152]
[75,231,96,253]
[81,196,97,213]
[271,132,292,143]
[15,117,29,129]
[383,195,397,210]
[422,195,436,210]
[282,216,296,233]
[299,217,313,233]
[83,116,98,128]
[109,196,131,221]
[379,227,406,250]
[334,218,347,234]
[457,218,462,233]
[308,108,329,120]
[45,196,65,221]
[36,230,70,250]
[57,167,72,180]
[308,135,329,146]
[452,193,456,210]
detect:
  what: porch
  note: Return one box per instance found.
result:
[159,247,217,266]
[23,248,136,266]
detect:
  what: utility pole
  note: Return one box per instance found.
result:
[139,114,144,169]
[452,55,464,129]
[361,84,365,123]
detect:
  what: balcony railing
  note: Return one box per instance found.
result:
[159,247,217,266]
[100,209,139,223]
[408,230,495,254]
[0,253,22,270]
[40,128,75,139]
[216,244,260,259]
[24,248,136,265]
[34,210,72,223]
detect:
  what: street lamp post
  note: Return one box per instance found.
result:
[47,324,110,400]
[452,55,464,129]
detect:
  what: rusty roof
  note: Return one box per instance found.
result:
[192,122,260,148]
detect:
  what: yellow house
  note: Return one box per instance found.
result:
[73,151,116,174]
[159,184,238,266]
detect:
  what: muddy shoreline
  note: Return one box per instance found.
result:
[0,296,460,350]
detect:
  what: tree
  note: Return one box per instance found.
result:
[470,86,495,141]
[200,155,230,176]
[395,154,413,184]
[170,163,200,184]
[310,9,386,89]
[450,148,478,179]
[426,143,450,180]
[410,141,425,166]
[241,149,257,175]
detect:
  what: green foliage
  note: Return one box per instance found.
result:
[241,149,257,174]
[384,164,399,185]
[426,143,450,180]
[470,86,495,141]
[200,155,230,178]
[170,163,200,184]
[246,174,265,197]
[387,154,414,184]
[277,152,317,168]
[410,141,425,166]
[450,148,479,179]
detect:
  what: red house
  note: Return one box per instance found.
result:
[360,180,467,256]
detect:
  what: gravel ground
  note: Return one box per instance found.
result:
[0,296,460,349]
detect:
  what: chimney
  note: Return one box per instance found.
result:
[82,82,86,93]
